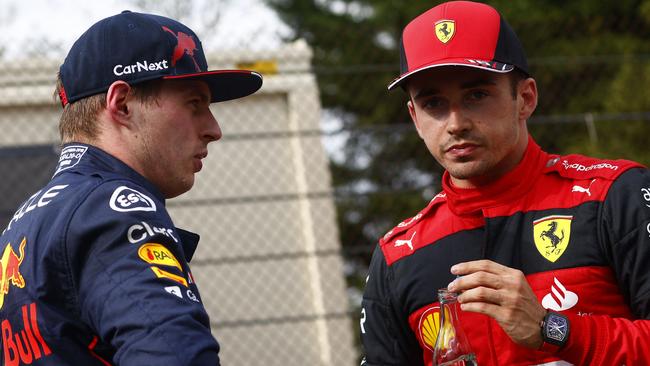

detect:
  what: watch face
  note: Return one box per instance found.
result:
[545,313,568,342]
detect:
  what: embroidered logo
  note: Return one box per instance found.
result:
[165,286,183,299]
[54,145,87,176]
[642,187,650,208]
[561,160,618,172]
[151,267,188,287]
[109,186,157,213]
[397,213,423,228]
[394,231,416,251]
[434,20,455,43]
[419,306,442,351]
[138,243,182,271]
[383,213,423,241]
[542,277,578,311]
[162,26,201,71]
[0,238,27,310]
[533,215,573,263]
[572,179,596,196]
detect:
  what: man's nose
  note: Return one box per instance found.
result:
[446,105,472,135]
[204,111,222,143]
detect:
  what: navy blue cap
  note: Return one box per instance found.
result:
[58,10,263,106]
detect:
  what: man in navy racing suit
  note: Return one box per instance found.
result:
[0,10,262,365]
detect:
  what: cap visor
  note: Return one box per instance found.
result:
[164,70,263,102]
[387,59,514,90]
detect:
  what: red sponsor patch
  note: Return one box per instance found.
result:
[1,238,27,310]
[2,302,52,365]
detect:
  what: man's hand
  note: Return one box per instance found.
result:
[447,260,546,349]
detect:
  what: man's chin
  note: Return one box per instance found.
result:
[445,161,489,180]
[162,178,194,199]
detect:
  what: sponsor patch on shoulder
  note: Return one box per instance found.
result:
[186,289,200,303]
[151,266,188,287]
[138,243,182,270]
[545,154,643,181]
[642,187,650,208]
[127,222,178,244]
[109,186,157,212]
[54,145,87,176]
[164,285,183,299]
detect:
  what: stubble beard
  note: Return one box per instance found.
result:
[446,159,491,181]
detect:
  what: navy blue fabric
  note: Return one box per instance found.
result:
[0,144,220,365]
[59,10,262,104]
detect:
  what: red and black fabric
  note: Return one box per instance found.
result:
[360,137,650,365]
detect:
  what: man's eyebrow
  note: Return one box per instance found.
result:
[414,88,439,99]
[413,78,497,99]
[183,87,210,103]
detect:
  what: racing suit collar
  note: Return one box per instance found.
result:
[56,142,166,202]
[442,136,549,216]
[177,228,200,262]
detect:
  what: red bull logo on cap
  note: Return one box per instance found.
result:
[0,238,27,310]
[162,26,201,72]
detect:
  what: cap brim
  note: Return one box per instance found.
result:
[164,70,263,102]
[387,59,514,91]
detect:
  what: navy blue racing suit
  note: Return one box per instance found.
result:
[0,143,220,365]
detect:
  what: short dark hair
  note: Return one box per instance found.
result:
[509,69,529,99]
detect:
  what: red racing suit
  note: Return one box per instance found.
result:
[360,137,650,365]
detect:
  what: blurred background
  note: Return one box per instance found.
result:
[1,0,649,365]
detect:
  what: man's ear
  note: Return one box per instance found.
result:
[518,77,538,123]
[106,81,133,127]
[408,99,424,139]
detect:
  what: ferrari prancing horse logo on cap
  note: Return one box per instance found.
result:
[435,20,455,43]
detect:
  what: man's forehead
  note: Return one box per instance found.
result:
[407,66,505,95]
[165,79,211,99]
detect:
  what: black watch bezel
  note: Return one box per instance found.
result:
[541,311,570,347]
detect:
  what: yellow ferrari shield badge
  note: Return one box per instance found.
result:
[435,20,455,44]
[533,215,573,262]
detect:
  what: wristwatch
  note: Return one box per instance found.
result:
[539,311,570,353]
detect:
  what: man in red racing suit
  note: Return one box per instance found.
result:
[359,1,650,365]
[361,137,650,365]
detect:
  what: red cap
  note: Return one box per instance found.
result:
[388,1,529,90]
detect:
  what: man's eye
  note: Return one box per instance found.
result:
[467,91,488,101]
[423,98,444,109]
